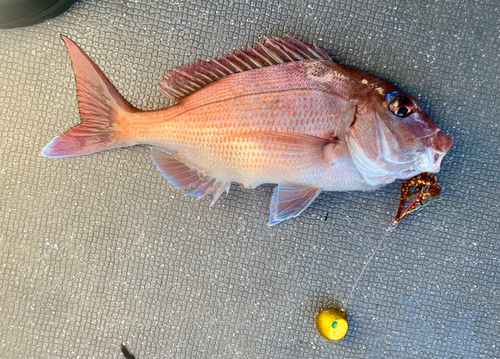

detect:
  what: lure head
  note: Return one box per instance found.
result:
[346,76,453,188]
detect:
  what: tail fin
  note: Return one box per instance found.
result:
[42,36,136,158]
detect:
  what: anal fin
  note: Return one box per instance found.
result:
[185,177,230,205]
[151,148,230,204]
[269,183,321,226]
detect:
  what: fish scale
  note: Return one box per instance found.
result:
[130,72,349,186]
[42,36,452,225]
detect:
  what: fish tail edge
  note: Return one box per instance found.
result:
[42,36,136,158]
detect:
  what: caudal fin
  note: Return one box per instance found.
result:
[42,36,136,158]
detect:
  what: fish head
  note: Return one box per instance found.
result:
[346,79,453,188]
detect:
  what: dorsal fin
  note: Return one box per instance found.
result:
[158,36,332,101]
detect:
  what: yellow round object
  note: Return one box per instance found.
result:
[316,307,348,341]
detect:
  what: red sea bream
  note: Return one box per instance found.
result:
[43,36,453,225]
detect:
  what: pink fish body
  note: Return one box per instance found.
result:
[43,36,453,225]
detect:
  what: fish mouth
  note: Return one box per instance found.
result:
[421,130,453,172]
[346,128,452,187]
[401,169,422,177]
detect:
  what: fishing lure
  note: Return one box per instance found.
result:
[391,172,442,226]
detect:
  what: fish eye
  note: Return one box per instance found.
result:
[389,96,414,118]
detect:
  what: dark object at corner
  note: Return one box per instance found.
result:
[121,344,136,359]
[0,0,77,29]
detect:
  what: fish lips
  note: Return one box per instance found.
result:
[420,130,453,172]
[376,108,453,174]
[388,129,453,176]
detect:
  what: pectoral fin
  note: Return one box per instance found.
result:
[269,183,321,226]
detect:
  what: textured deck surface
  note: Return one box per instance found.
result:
[0,0,499,357]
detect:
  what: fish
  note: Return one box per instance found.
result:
[42,36,453,225]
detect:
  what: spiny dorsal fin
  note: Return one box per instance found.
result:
[159,36,332,101]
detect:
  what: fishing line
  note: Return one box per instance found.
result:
[404,198,443,216]
[344,198,444,307]
[345,230,392,307]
